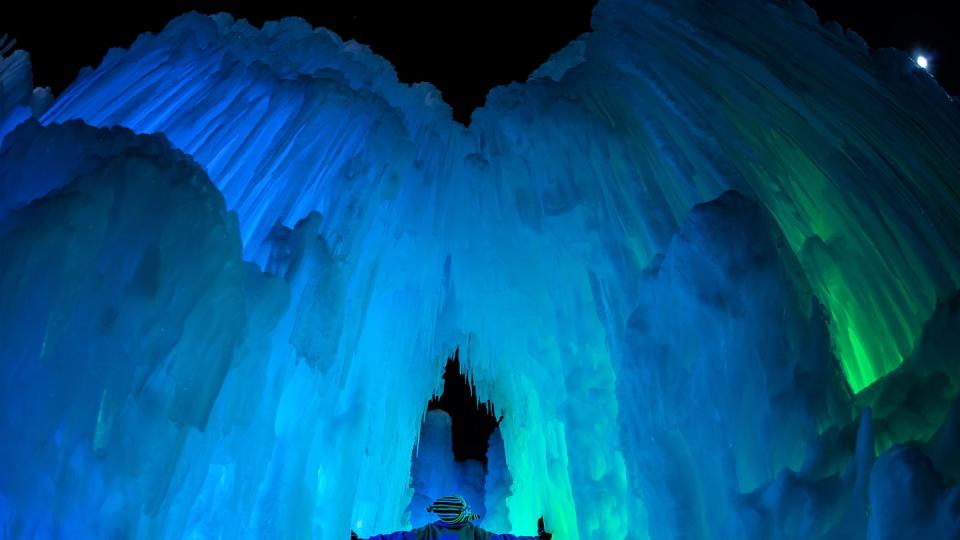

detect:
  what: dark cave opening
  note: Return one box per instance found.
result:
[406,349,508,526]
[427,349,501,464]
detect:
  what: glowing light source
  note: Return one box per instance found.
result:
[916,55,929,69]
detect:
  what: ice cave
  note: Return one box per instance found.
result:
[1,0,960,538]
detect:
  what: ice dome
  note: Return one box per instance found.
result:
[1,1,959,538]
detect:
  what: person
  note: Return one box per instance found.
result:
[351,495,553,539]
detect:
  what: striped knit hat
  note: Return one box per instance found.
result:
[426,495,480,524]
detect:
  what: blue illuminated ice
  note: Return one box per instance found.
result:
[0,44,51,144]
[1,1,960,539]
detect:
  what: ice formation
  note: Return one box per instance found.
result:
[1,0,960,538]
[0,44,50,144]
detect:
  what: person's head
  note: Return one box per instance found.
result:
[426,495,480,524]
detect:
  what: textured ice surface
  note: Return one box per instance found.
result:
[0,44,51,144]
[2,0,960,538]
[38,3,960,393]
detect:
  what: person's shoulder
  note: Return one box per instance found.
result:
[463,523,496,539]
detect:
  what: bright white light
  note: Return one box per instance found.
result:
[916,55,929,69]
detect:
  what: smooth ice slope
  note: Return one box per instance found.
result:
[2,0,960,539]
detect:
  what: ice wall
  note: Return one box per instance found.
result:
[37,2,960,393]
[2,0,960,538]
[0,118,447,538]
[482,428,513,532]
[0,119,252,536]
[617,191,852,537]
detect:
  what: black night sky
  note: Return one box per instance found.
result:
[2,1,958,125]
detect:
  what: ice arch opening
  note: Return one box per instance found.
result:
[407,352,510,528]
[428,352,501,465]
